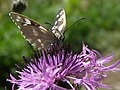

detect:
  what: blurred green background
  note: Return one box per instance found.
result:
[0,0,120,90]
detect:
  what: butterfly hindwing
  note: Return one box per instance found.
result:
[52,8,66,39]
[9,12,57,49]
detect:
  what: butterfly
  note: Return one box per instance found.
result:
[12,0,27,13]
[9,8,66,50]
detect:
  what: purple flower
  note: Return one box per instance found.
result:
[7,49,76,90]
[7,44,120,90]
[68,44,120,90]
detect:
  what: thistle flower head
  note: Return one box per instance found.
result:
[7,44,120,90]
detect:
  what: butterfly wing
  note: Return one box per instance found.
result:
[52,8,66,39]
[9,12,57,49]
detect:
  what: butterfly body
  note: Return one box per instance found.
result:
[9,8,66,50]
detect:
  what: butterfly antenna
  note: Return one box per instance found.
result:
[44,22,53,27]
[66,17,85,31]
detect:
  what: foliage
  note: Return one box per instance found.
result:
[0,0,120,89]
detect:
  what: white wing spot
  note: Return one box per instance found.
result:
[52,27,55,30]
[14,22,18,26]
[24,18,31,25]
[17,16,21,19]
[39,26,46,30]
[16,16,21,22]
[13,21,20,29]
[41,29,47,34]
[54,21,58,25]
[21,33,26,38]
[41,43,44,47]
[33,29,39,36]
[37,39,41,43]
[23,36,26,38]
[26,39,31,43]
[17,26,20,29]
[56,14,59,18]
[9,13,11,17]
[59,11,64,16]
[39,26,48,34]
[20,31,23,34]
[23,24,28,26]
[32,43,36,47]
[12,19,15,22]
[16,18,20,22]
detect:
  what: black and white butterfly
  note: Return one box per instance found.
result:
[12,0,27,13]
[9,8,66,50]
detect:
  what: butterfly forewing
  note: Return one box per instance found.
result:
[52,8,66,39]
[9,12,57,49]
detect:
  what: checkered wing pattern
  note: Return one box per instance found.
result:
[9,12,57,49]
[52,8,66,39]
